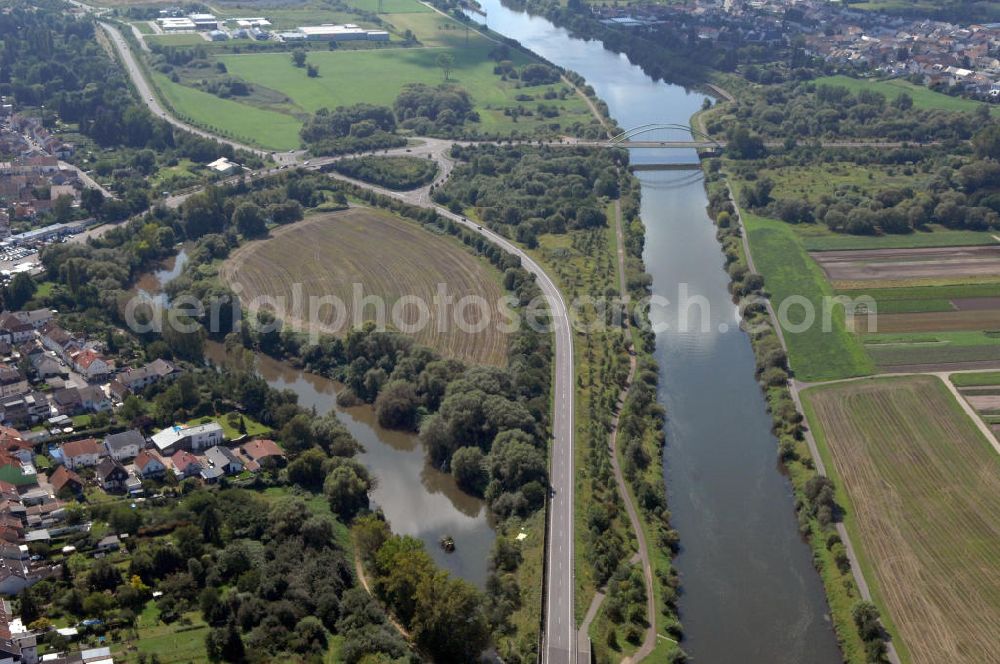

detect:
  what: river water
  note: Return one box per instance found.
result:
[467,2,844,661]
[202,341,495,586]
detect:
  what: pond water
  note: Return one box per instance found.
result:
[203,341,495,586]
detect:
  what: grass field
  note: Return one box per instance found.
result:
[217,42,594,136]
[220,207,510,365]
[147,0,599,146]
[151,73,302,150]
[814,75,998,115]
[952,370,1000,387]
[743,211,875,381]
[146,33,210,47]
[802,375,1000,664]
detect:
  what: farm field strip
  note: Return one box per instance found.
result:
[803,375,1000,664]
[811,245,1000,282]
[852,309,1000,334]
[220,208,510,366]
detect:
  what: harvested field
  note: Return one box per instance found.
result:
[220,208,509,366]
[803,375,1000,664]
[952,297,1000,311]
[966,395,1000,410]
[852,309,1000,333]
[865,344,1000,372]
[811,245,1000,283]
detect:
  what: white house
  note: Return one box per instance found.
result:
[151,422,224,454]
[103,429,145,462]
[59,438,103,470]
[134,449,167,478]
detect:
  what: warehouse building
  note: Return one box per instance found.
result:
[298,24,391,41]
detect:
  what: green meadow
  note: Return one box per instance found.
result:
[151,72,303,150]
[743,211,876,381]
[814,75,998,115]
[145,1,598,147]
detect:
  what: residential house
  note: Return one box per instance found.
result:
[95,458,128,493]
[0,366,26,399]
[51,388,82,416]
[48,466,82,497]
[103,430,144,462]
[96,534,120,552]
[0,316,32,345]
[70,350,110,381]
[78,386,110,413]
[151,422,224,454]
[59,439,102,470]
[203,445,243,478]
[11,309,52,330]
[115,359,178,394]
[39,322,78,358]
[0,428,32,466]
[168,450,202,478]
[29,355,63,381]
[240,438,285,471]
[133,450,166,478]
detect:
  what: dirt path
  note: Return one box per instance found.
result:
[354,551,413,640]
[566,75,612,139]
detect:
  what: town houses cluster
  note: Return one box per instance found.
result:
[593,0,1000,99]
[0,308,289,663]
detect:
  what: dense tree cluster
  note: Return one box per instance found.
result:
[394,83,477,133]
[330,156,438,191]
[714,79,989,143]
[354,517,491,662]
[433,144,626,247]
[300,104,405,155]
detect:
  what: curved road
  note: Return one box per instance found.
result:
[104,18,579,660]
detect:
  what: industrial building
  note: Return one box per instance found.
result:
[297,24,390,41]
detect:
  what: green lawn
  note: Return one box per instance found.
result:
[743,211,875,381]
[814,75,997,115]
[951,371,1000,387]
[151,73,303,150]
[119,606,210,663]
[802,225,998,252]
[149,5,598,148]
[131,21,154,35]
[146,34,210,47]
[347,0,432,13]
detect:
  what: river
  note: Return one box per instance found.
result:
[466,2,844,662]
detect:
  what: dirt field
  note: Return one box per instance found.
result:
[852,309,1000,333]
[803,375,1000,664]
[811,245,1000,282]
[220,208,509,366]
[952,297,1000,311]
